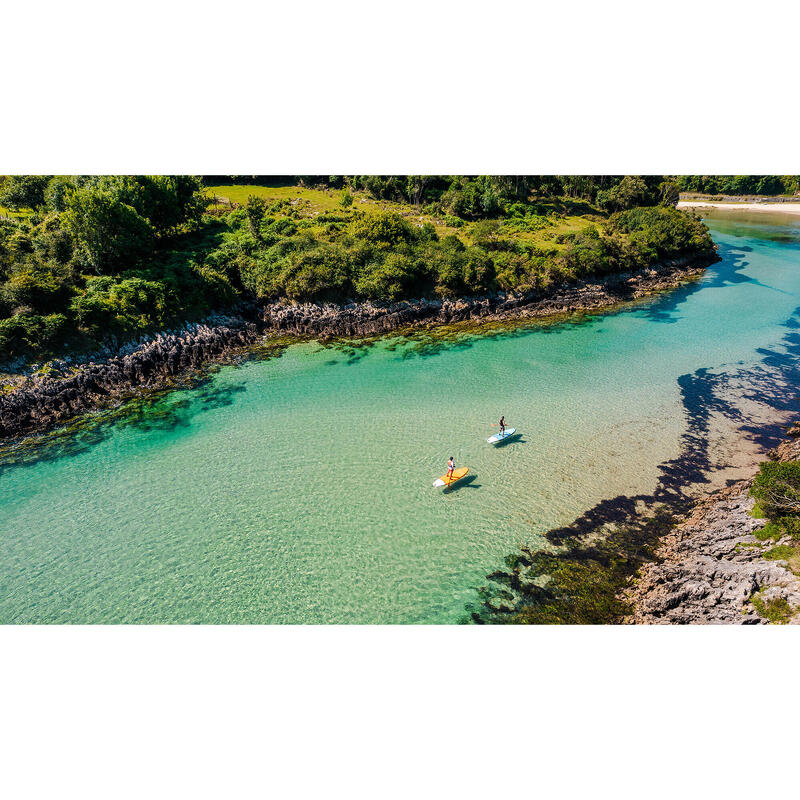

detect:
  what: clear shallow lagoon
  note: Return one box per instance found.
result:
[2,214,800,623]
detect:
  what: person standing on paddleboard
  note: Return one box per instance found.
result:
[499,416,506,436]
[447,456,455,481]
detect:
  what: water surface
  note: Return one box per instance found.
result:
[2,214,800,623]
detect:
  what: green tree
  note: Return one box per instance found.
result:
[0,175,50,210]
[245,195,267,240]
[659,180,680,207]
[63,187,155,271]
[597,176,648,212]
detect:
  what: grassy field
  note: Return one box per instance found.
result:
[204,182,462,237]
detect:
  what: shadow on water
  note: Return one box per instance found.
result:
[0,379,248,477]
[444,474,480,493]
[468,304,800,624]
[639,239,791,326]
[490,433,524,447]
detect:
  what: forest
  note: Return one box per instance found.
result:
[676,175,800,196]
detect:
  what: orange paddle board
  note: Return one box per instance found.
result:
[433,467,469,488]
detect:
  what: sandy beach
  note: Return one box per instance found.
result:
[678,200,800,216]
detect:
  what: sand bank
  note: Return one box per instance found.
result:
[678,200,800,217]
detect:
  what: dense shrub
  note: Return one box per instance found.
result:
[2,262,74,314]
[751,461,800,517]
[0,175,50,210]
[0,176,237,364]
[608,206,715,261]
[70,276,170,338]
[355,253,426,302]
[348,212,414,246]
[0,313,69,359]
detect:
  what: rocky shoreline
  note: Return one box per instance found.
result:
[0,255,710,441]
[624,432,800,624]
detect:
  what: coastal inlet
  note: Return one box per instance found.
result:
[1,214,800,623]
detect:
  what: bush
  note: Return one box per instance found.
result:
[608,206,715,261]
[434,244,495,297]
[348,212,414,247]
[2,262,74,314]
[442,214,464,228]
[274,243,353,302]
[70,275,170,338]
[751,461,800,517]
[0,313,69,361]
[560,227,611,276]
[0,175,50,210]
[355,253,428,302]
[64,187,155,271]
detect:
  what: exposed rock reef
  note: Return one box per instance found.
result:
[0,257,709,441]
[625,435,800,624]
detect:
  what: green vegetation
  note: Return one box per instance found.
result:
[746,459,800,620]
[1,175,717,366]
[677,175,800,196]
[750,461,800,518]
[750,591,794,624]
[0,175,229,363]
[207,179,713,307]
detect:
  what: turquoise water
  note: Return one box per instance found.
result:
[2,213,800,623]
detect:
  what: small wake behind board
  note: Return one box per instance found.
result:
[433,467,469,488]
[487,427,516,444]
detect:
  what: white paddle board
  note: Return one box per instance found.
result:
[487,427,516,443]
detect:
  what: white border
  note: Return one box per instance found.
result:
[2,2,800,797]
[2,2,798,174]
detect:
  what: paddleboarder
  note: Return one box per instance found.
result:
[499,416,506,436]
[446,456,455,481]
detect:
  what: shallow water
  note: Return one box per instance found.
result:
[2,214,800,623]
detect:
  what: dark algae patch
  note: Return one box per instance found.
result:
[466,503,676,624]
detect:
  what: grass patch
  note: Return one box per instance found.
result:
[203,183,462,238]
[750,590,794,624]
[763,543,800,572]
[205,183,343,211]
[750,502,767,519]
[754,521,785,542]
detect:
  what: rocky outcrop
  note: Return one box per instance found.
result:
[0,256,709,441]
[0,315,261,439]
[625,437,800,624]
